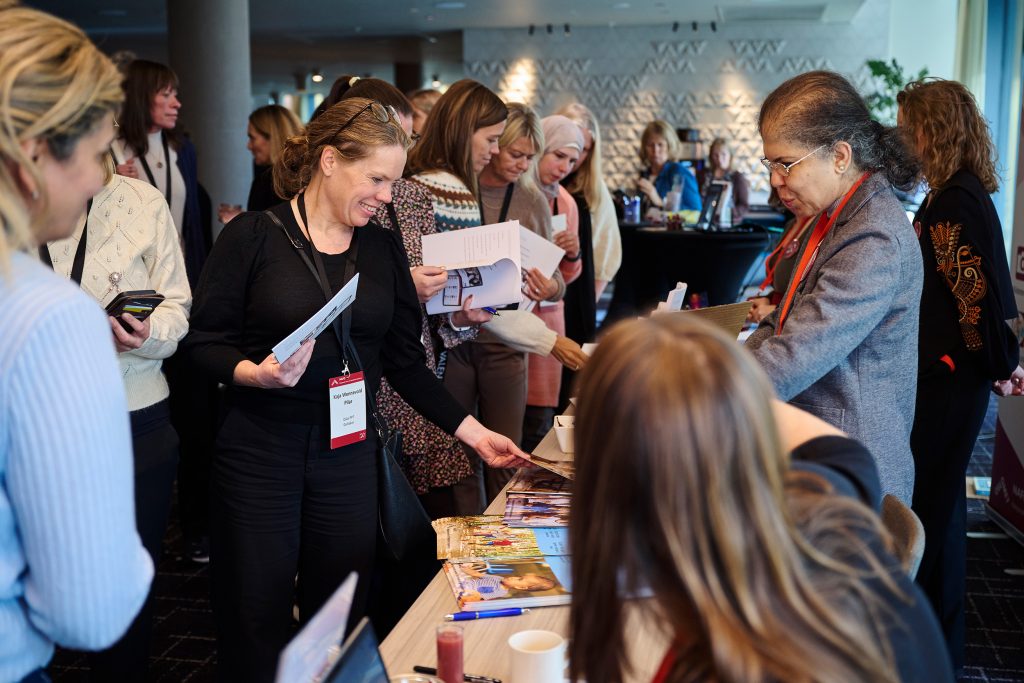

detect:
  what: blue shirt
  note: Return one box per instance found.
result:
[654,162,702,211]
[0,253,152,680]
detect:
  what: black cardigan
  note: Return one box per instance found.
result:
[913,169,1018,379]
[184,202,468,432]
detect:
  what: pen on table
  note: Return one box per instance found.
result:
[444,607,529,621]
[413,665,501,683]
[482,307,501,317]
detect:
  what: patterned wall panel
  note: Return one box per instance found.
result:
[462,0,891,194]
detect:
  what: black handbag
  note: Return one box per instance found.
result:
[265,207,435,563]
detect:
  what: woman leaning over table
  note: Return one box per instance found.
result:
[745,70,923,507]
[183,97,528,682]
[42,171,190,680]
[569,315,952,683]
[0,6,152,681]
[405,80,579,511]
[898,78,1023,671]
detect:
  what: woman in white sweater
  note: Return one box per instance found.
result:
[42,172,190,679]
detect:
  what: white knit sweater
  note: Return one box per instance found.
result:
[45,175,191,411]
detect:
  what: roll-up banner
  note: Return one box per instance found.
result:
[988,96,1024,544]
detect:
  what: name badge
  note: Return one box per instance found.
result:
[329,371,367,449]
[550,214,568,234]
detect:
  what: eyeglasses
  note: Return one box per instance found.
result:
[334,101,400,141]
[760,144,825,177]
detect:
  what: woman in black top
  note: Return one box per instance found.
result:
[898,78,1023,671]
[184,97,527,683]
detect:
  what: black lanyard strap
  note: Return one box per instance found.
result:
[137,132,172,207]
[39,198,92,286]
[498,183,514,223]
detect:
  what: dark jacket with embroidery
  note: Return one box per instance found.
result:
[913,169,1018,380]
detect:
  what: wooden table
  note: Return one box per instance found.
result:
[380,428,668,681]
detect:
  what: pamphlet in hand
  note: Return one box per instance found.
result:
[272,273,360,364]
[518,224,565,313]
[421,220,522,314]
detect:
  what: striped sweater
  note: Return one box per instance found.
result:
[0,253,153,680]
[408,170,480,233]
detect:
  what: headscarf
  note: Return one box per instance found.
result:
[535,115,584,200]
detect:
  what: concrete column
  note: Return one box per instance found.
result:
[167,0,252,241]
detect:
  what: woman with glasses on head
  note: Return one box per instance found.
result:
[184,97,528,682]
[569,315,952,683]
[898,78,1023,671]
[0,6,153,681]
[746,70,922,507]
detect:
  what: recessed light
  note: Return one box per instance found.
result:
[435,1,465,8]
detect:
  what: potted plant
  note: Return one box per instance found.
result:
[864,58,929,125]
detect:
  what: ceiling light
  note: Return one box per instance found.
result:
[311,69,324,83]
[431,74,442,88]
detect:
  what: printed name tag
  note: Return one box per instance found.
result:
[550,214,568,234]
[329,371,367,449]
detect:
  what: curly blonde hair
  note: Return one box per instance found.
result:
[897,78,999,193]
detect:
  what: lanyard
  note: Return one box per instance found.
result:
[38,198,92,285]
[552,194,560,216]
[758,214,813,292]
[775,172,869,336]
[480,183,516,224]
[137,132,172,207]
[293,193,360,370]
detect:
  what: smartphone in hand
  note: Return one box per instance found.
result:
[105,290,165,332]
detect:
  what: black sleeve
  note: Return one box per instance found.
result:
[183,213,268,384]
[791,435,882,509]
[377,227,469,434]
[925,186,1020,379]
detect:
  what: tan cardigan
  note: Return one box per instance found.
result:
[45,175,191,411]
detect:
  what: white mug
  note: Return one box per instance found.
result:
[507,629,566,683]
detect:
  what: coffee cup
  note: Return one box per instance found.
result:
[507,629,566,683]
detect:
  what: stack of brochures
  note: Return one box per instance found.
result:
[436,467,573,611]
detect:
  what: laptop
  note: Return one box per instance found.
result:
[322,617,390,683]
[275,573,359,683]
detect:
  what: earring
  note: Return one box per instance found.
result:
[30,189,39,200]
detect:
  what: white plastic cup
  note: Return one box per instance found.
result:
[507,629,566,683]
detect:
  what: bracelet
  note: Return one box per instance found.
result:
[448,313,471,331]
[563,252,582,262]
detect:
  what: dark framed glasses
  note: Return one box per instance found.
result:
[334,101,400,140]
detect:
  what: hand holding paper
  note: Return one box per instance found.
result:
[271,274,360,364]
[421,221,523,314]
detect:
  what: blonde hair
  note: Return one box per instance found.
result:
[498,102,544,196]
[407,88,442,115]
[708,137,733,173]
[897,78,999,193]
[249,105,303,166]
[0,2,123,268]
[570,315,905,683]
[555,101,607,208]
[639,120,681,166]
[274,97,411,199]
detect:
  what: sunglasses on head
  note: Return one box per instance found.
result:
[334,101,400,141]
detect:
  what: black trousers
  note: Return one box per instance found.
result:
[88,400,179,681]
[210,407,378,683]
[910,359,990,672]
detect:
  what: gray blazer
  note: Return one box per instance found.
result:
[746,173,923,505]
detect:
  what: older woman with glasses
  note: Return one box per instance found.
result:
[745,70,923,507]
[184,97,528,682]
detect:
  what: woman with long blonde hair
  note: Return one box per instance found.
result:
[0,4,153,678]
[570,315,952,683]
[898,78,1022,671]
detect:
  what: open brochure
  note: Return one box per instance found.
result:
[518,224,565,313]
[508,466,572,496]
[421,220,522,314]
[272,274,359,364]
[443,556,572,611]
[433,515,569,561]
[504,492,571,528]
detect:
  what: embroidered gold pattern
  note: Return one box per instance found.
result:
[930,221,987,350]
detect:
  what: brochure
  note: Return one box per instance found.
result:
[504,492,571,528]
[507,467,572,496]
[432,515,569,561]
[518,224,565,313]
[272,274,359,364]
[421,220,522,314]
[443,556,572,611]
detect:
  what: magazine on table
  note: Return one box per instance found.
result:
[507,466,572,496]
[421,220,522,314]
[432,515,569,561]
[443,556,572,611]
[504,492,571,528]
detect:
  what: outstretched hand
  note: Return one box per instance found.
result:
[455,416,532,469]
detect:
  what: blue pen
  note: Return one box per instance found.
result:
[482,307,501,316]
[445,607,530,621]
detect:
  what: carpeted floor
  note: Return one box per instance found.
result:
[48,399,1024,682]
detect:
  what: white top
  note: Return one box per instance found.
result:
[113,131,186,237]
[0,252,153,680]
[45,175,191,411]
[590,180,623,283]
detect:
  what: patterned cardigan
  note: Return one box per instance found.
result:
[374,179,477,493]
